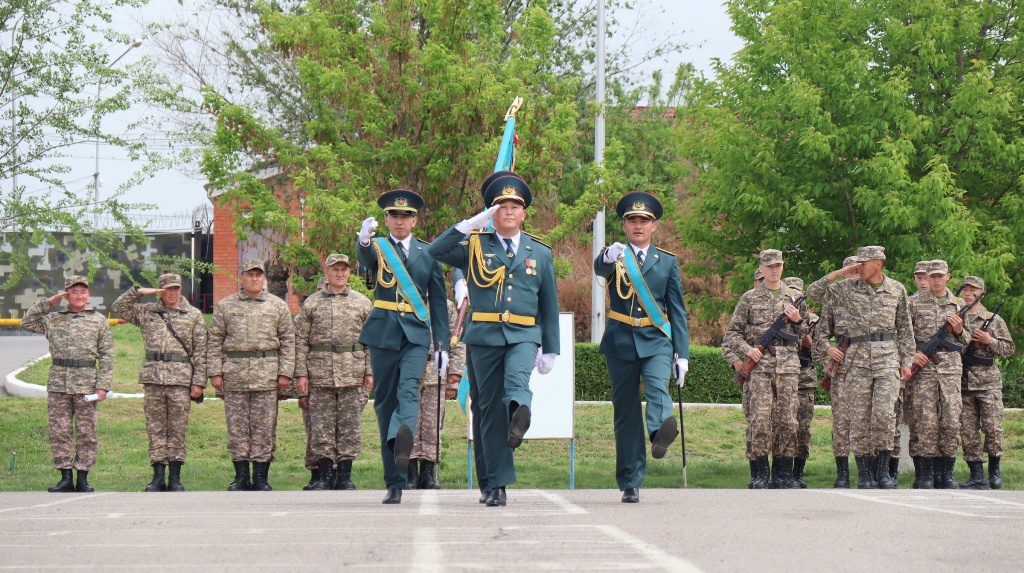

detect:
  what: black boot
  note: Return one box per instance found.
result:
[932,457,944,489]
[912,457,921,489]
[747,460,757,489]
[167,462,185,492]
[775,457,800,489]
[334,460,356,490]
[303,469,320,491]
[227,461,250,491]
[989,455,1003,490]
[145,463,167,492]
[889,456,900,488]
[960,461,989,490]
[938,456,959,489]
[311,458,334,491]
[251,462,272,491]
[867,456,879,488]
[419,461,441,490]
[916,457,935,489]
[875,451,896,489]
[75,470,94,493]
[833,457,850,489]
[750,456,770,489]
[405,459,419,490]
[48,469,75,493]
[793,458,808,489]
[855,457,876,489]
[769,456,779,489]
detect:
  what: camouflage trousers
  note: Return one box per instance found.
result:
[891,384,905,458]
[300,407,317,470]
[900,380,915,458]
[794,387,815,459]
[47,392,98,471]
[830,375,852,457]
[744,370,798,459]
[411,383,447,462]
[223,390,278,462]
[846,367,900,456]
[960,388,1003,461]
[143,384,191,464]
[309,386,365,462]
[907,371,961,458]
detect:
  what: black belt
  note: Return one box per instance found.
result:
[145,352,189,363]
[52,358,96,368]
[850,333,894,343]
[799,355,812,368]
[309,344,363,353]
[225,350,278,358]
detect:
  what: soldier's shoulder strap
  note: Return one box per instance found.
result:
[522,231,550,249]
[655,246,677,258]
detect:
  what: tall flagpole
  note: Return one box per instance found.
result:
[591,0,607,343]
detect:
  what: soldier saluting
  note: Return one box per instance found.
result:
[594,192,688,503]
[429,171,560,507]
[112,273,208,492]
[357,189,450,505]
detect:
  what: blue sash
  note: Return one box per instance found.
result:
[622,248,672,339]
[373,237,430,322]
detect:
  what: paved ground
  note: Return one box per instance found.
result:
[0,333,47,397]
[1,488,1022,572]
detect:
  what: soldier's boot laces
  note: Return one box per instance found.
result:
[875,451,897,489]
[334,460,356,490]
[916,457,935,489]
[959,461,989,490]
[167,462,185,492]
[855,457,876,489]
[48,470,75,493]
[302,469,320,491]
[227,461,251,492]
[418,461,441,490]
[939,457,959,490]
[833,457,850,489]
[932,457,945,489]
[750,457,770,490]
[251,462,273,491]
[145,463,167,493]
[776,457,801,489]
[311,458,334,491]
[75,470,94,493]
[989,455,1003,490]
[888,456,900,489]
[405,460,419,490]
[792,458,808,489]
[747,460,757,490]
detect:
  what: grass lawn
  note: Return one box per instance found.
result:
[18,323,150,394]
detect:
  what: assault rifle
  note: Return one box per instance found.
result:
[961,300,1003,382]
[732,295,807,386]
[820,333,850,391]
[903,287,984,383]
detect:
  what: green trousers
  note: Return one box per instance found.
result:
[606,353,672,490]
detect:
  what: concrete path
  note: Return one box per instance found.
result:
[0,334,47,397]
[0,488,1021,572]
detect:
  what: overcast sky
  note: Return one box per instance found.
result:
[14,0,743,230]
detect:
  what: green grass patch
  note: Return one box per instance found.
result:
[18,323,148,394]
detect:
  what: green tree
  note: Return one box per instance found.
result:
[680,0,1024,345]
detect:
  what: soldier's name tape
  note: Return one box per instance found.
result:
[471,311,535,326]
[224,350,278,358]
[608,310,653,328]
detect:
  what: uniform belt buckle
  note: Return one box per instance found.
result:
[632,317,642,327]
[330,345,338,352]
[397,301,406,312]
[501,310,511,323]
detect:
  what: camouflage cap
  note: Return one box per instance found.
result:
[783,277,804,291]
[843,256,858,268]
[158,273,182,288]
[240,259,265,273]
[927,259,949,276]
[855,246,886,262]
[913,260,930,274]
[754,268,764,281]
[64,275,89,290]
[325,253,351,267]
[962,275,985,290]
[759,249,783,266]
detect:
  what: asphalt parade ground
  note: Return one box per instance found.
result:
[1,488,1022,572]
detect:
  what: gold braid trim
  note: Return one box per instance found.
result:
[468,234,505,305]
[614,261,636,300]
[374,242,398,289]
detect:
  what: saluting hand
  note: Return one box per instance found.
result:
[45,292,67,306]
[138,288,166,296]
[459,204,501,232]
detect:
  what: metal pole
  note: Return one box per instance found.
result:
[591,0,607,343]
[93,40,142,228]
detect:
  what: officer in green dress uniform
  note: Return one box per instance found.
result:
[356,189,450,504]
[429,171,560,507]
[594,192,689,503]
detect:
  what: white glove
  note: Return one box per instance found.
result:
[673,358,689,388]
[434,350,448,377]
[533,347,543,371]
[456,205,500,234]
[454,279,469,308]
[538,353,557,375]
[357,216,378,245]
[603,242,626,263]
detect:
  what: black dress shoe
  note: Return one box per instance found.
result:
[479,489,490,504]
[507,405,531,449]
[382,488,402,504]
[621,488,640,503]
[393,425,414,473]
[485,486,507,507]
[651,416,678,459]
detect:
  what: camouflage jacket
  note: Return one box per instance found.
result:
[962,305,1015,391]
[722,285,809,375]
[21,300,114,393]
[907,288,970,376]
[294,282,372,389]
[112,286,208,387]
[421,299,467,388]
[805,274,914,370]
[208,291,296,391]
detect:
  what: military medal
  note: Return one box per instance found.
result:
[526,259,535,274]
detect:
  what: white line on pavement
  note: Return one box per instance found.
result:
[0,493,109,514]
[529,490,588,514]
[808,489,1017,518]
[597,525,706,573]
[418,489,438,516]
[411,527,442,572]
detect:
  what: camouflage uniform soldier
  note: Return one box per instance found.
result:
[959,276,1014,489]
[897,260,931,485]
[208,259,296,492]
[907,260,970,489]
[294,254,373,491]
[407,295,466,489]
[783,277,817,488]
[806,246,914,489]
[22,276,113,493]
[112,273,208,493]
[743,268,764,486]
[723,250,808,489]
